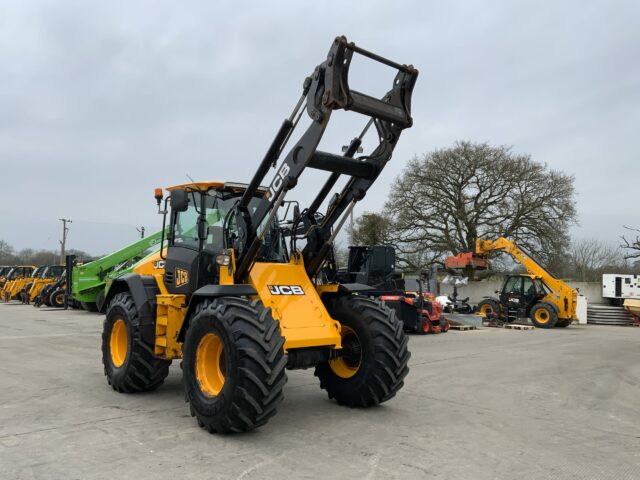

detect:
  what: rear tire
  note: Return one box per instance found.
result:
[102,292,171,392]
[183,297,287,434]
[530,302,558,329]
[442,320,450,333]
[556,319,572,328]
[315,296,410,407]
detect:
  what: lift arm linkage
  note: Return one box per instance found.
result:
[232,35,419,282]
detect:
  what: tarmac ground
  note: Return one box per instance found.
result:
[1,304,639,479]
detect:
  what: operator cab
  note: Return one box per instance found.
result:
[499,274,549,317]
[159,182,288,296]
[43,265,65,278]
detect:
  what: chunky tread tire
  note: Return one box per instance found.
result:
[416,317,430,335]
[49,289,65,308]
[315,296,410,407]
[477,298,501,318]
[183,297,287,434]
[102,292,171,393]
[530,302,558,329]
[42,286,55,306]
[555,319,572,328]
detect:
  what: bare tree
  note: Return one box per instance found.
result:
[0,240,15,264]
[621,226,640,259]
[0,240,95,266]
[569,238,622,281]
[385,141,578,273]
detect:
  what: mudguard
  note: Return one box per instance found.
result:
[104,274,159,345]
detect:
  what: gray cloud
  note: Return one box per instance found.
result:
[0,0,638,254]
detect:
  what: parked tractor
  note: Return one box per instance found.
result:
[100,36,418,433]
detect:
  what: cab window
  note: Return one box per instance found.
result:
[522,277,536,296]
[172,193,200,249]
[503,276,522,294]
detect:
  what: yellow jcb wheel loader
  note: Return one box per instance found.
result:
[21,265,65,304]
[100,36,418,433]
[1,266,37,302]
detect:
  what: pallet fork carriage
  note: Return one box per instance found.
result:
[101,36,418,433]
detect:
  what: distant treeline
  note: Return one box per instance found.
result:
[0,239,97,266]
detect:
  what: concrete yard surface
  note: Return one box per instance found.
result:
[1,305,639,480]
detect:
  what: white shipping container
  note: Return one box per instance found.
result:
[602,274,640,300]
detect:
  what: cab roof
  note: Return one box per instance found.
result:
[166,181,268,195]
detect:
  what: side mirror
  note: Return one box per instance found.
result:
[170,189,189,212]
[293,204,301,220]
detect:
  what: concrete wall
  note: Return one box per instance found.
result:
[439,279,604,305]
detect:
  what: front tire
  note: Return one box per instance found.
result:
[416,316,430,335]
[102,292,171,392]
[49,289,65,308]
[315,296,410,407]
[477,298,501,318]
[183,297,287,434]
[530,302,558,329]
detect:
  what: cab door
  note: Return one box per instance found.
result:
[164,192,204,295]
[521,276,541,314]
[500,276,524,313]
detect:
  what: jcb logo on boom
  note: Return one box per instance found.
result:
[268,163,290,198]
[175,268,189,287]
[268,285,304,296]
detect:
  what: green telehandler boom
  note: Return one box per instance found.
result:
[66,230,164,312]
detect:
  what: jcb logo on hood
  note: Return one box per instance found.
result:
[175,268,189,287]
[268,285,304,295]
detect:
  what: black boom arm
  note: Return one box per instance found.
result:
[232,35,418,282]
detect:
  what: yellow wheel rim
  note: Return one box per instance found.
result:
[329,326,361,379]
[110,318,128,368]
[55,293,64,305]
[480,304,494,315]
[534,308,550,324]
[196,333,226,397]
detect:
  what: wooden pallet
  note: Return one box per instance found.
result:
[449,324,477,331]
[504,323,535,330]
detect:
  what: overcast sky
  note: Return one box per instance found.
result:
[1,0,638,255]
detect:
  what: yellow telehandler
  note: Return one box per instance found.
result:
[100,36,418,433]
[471,237,578,328]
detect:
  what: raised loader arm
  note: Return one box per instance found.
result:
[230,36,418,282]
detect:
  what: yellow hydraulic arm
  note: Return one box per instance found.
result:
[476,237,577,320]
